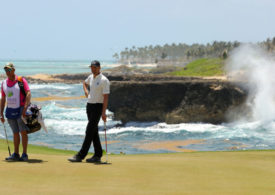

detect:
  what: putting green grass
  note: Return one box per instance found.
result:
[0,139,275,195]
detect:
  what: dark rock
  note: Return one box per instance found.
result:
[108,80,247,124]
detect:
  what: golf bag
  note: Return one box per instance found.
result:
[24,104,42,134]
[17,76,47,134]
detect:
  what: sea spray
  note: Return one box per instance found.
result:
[226,44,275,122]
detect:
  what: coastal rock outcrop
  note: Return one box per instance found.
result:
[108,78,247,124]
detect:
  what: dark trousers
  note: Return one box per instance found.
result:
[78,103,103,159]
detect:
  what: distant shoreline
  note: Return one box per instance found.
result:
[25,73,227,84]
[0,63,227,84]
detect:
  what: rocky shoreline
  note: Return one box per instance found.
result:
[0,73,248,124]
[109,79,247,124]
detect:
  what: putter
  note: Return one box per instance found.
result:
[2,122,11,156]
[101,121,111,164]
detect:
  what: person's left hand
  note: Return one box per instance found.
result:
[22,108,27,118]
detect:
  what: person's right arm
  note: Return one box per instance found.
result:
[83,81,89,98]
[1,93,6,123]
[83,76,90,98]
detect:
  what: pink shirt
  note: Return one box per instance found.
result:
[1,75,30,106]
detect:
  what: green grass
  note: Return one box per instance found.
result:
[169,58,225,76]
[0,139,76,155]
[1,139,275,194]
[0,139,108,156]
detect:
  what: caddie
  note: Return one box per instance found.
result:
[0,62,31,161]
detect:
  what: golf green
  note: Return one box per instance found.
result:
[0,140,275,194]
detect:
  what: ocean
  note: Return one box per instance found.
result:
[0,60,116,76]
[0,60,275,154]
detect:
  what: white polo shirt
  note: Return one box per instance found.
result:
[85,73,110,104]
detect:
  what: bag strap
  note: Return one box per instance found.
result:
[17,76,26,97]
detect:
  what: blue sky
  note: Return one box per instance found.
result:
[0,0,274,60]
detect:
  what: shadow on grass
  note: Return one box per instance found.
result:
[27,159,46,163]
[93,162,112,165]
[3,159,46,163]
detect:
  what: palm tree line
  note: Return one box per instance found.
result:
[113,37,275,65]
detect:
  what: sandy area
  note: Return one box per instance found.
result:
[28,74,64,82]
[128,63,157,68]
[105,63,157,68]
[136,139,205,152]
[101,140,120,145]
[202,76,228,80]
[32,95,86,102]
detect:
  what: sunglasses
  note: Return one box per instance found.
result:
[4,68,13,72]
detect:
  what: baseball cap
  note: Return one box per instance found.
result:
[89,60,100,67]
[4,62,15,70]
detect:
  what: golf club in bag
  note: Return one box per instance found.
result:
[2,122,11,156]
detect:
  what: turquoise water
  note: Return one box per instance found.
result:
[0,60,115,75]
[1,82,275,154]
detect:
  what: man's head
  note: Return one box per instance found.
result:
[89,60,101,75]
[4,62,15,79]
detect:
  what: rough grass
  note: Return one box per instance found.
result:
[0,139,275,194]
[169,58,225,76]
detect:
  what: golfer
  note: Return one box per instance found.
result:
[68,60,110,163]
[0,63,31,161]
